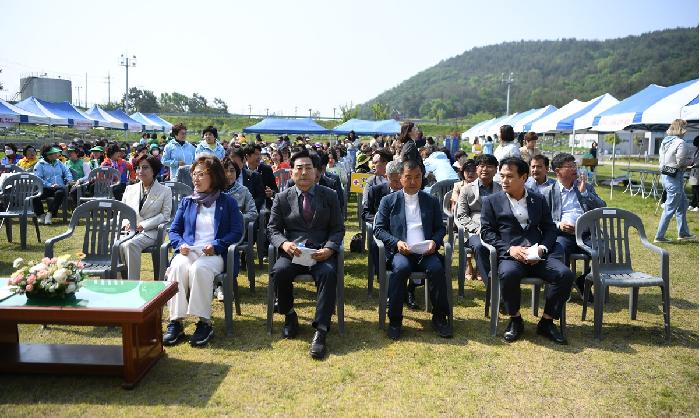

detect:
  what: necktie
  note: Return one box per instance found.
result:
[302,192,313,224]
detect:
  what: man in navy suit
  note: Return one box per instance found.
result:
[374,160,452,340]
[481,157,574,344]
[244,144,278,209]
[230,147,265,210]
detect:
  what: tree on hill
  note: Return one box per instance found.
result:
[370,102,390,120]
[366,27,699,119]
[212,98,229,114]
[339,103,361,122]
[123,87,159,113]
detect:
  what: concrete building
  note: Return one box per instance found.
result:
[19,76,72,103]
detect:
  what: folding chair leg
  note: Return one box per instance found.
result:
[378,272,388,329]
[266,274,275,336]
[457,237,465,297]
[662,284,671,340]
[5,218,12,243]
[593,282,605,339]
[33,216,41,243]
[223,274,234,337]
[424,280,430,313]
[19,215,27,250]
[484,278,491,318]
[247,246,255,294]
[489,278,500,336]
[629,287,639,320]
[531,285,540,317]
[337,273,345,335]
[582,279,592,320]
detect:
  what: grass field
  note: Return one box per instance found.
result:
[0,164,697,417]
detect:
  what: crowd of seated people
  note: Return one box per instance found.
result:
[4,119,645,357]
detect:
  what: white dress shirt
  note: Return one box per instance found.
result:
[404,191,425,246]
[506,189,530,229]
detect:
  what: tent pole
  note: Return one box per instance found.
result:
[610,133,616,201]
[571,129,575,154]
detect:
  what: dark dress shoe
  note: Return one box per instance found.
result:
[503,316,524,343]
[282,312,299,339]
[575,275,594,303]
[387,324,401,340]
[431,315,453,338]
[309,330,327,359]
[537,319,568,345]
[406,289,420,310]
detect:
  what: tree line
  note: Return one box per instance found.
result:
[101,88,229,115]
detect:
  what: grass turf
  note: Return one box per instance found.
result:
[0,162,697,416]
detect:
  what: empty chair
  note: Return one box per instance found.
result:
[575,208,670,340]
[176,168,193,189]
[75,167,120,203]
[45,200,137,279]
[0,173,42,249]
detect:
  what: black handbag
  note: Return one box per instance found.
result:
[661,165,679,177]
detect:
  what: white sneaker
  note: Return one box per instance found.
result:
[215,285,224,302]
[690,207,699,212]
[678,235,697,241]
[44,213,52,225]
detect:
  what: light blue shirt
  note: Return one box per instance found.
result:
[559,181,586,226]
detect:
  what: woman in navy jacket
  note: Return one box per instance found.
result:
[164,156,243,347]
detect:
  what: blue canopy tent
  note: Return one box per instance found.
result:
[130,112,164,132]
[85,105,125,130]
[36,100,96,130]
[0,99,51,126]
[15,97,70,126]
[242,117,330,135]
[107,109,144,132]
[145,113,173,132]
[331,119,400,136]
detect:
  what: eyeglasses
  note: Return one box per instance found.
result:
[192,170,209,179]
[136,165,151,171]
[560,164,577,170]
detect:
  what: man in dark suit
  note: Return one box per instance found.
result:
[480,157,574,344]
[230,147,265,210]
[244,144,278,209]
[267,148,345,359]
[374,160,452,340]
[543,153,606,300]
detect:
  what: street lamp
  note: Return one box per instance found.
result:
[248,104,252,118]
[308,108,312,117]
[119,54,137,110]
[333,108,336,119]
[501,72,515,115]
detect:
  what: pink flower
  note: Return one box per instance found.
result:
[50,257,58,264]
[27,275,36,284]
[37,270,48,279]
[25,284,33,292]
[42,257,51,265]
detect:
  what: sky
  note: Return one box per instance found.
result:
[0,0,698,117]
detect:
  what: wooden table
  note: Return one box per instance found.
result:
[0,279,177,389]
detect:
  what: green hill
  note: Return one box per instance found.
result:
[363,27,698,120]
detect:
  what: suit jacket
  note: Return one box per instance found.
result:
[255,162,278,208]
[169,193,244,265]
[121,180,173,240]
[242,168,265,210]
[361,174,387,208]
[373,190,445,262]
[267,184,345,253]
[285,175,344,210]
[361,182,395,224]
[542,180,606,227]
[455,180,502,234]
[480,191,557,260]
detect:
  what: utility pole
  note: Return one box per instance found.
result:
[85,72,88,108]
[333,107,336,119]
[248,104,252,118]
[106,72,111,104]
[266,108,269,116]
[501,72,515,115]
[120,54,137,110]
[308,108,312,117]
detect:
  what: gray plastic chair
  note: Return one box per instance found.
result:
[141,181,193,280]
[374,235,454,329]
[366,221,376,296]
[455,224,477,298]
[266,244,345,336]
[0,173,42,249]
[481,239,567,337]
[45,200,136,279]
[159,237,242,337]
[176,169,193,189]
[575,208,670,340]
[429,179,458,221]
[0,164,24,174]
[75,167,120,203]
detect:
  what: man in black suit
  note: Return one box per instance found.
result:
[374,160,452,340]
[480,157,574,344]
[318,151,345,211]
[267,148,345,359]
[244,144,278,209]
[230,147,265,210]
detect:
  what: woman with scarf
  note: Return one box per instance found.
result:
[163,156,243,347]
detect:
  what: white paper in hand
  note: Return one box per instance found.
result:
[526,244,543,261]
[409,240,432,255]
[292,246,317,267]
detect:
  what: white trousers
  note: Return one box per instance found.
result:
[166,252,224,321]
[120,233,157,281]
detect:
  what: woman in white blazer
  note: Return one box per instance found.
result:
[121,154,173,280]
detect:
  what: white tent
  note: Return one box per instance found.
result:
[512,105,557,132]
